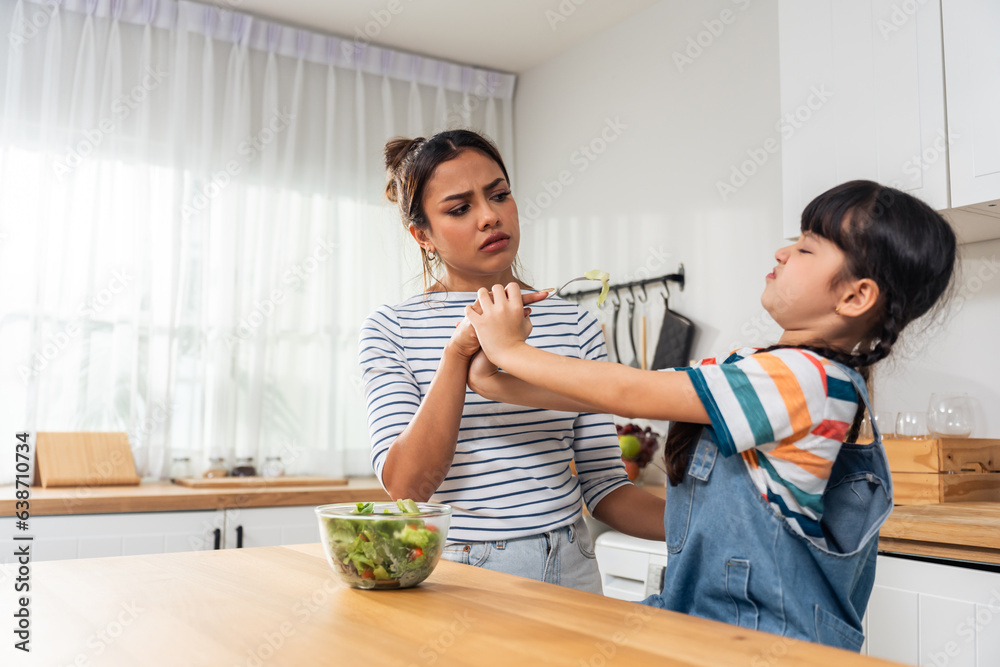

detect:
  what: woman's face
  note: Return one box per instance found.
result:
[413,148,520,291]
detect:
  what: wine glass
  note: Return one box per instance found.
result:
[896,411,927,440]
[873,411,896,439]
[927,393,975,438]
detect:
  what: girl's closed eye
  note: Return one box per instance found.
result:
[447,203,470,217]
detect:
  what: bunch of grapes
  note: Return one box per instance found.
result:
[615,422,661,469]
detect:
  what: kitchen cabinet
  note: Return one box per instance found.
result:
[0,505,320,563]
[863,554,1000,665]
[0,510,223,563]
[778,0,1000,243]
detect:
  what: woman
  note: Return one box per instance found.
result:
[359,129,663,593]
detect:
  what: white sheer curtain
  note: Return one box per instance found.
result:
[0,0,515,481]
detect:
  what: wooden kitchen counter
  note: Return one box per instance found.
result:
[878,502,1000,565]
[639,483,1000,566]
[0,542,903,666]
[0,478,391,516]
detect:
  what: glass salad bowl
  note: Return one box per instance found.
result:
[315,501,451,590]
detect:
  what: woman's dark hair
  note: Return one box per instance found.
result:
[664,180,957,485]
[384,129,518,291]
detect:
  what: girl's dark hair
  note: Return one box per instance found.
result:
[384,129,518,291]
[664,180,957,485]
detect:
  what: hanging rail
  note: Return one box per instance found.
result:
[561,265,685,301]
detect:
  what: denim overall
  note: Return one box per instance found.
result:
[642,363,891,651]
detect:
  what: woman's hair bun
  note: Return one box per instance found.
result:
[383,137,425,203]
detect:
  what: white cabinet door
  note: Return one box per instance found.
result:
[941,0,1000,208]
[223,506,320,550]
[778,0,948,238]
[866,555,1000,666]
[0,510,224,564]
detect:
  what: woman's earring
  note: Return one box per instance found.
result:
[426,249,437,261]
[835,306,841,314]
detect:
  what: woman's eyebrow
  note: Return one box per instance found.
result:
[439,178,506,204]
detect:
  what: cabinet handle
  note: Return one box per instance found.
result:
[213,528,221,550]
[236,525,243,549]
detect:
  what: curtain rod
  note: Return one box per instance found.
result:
[21,0,516,99]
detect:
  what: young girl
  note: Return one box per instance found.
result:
[359,129,663,595]
[464,180,956,651]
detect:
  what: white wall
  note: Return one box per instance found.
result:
[514,0,999,438]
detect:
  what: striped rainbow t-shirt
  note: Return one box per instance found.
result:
[684,347,860,545]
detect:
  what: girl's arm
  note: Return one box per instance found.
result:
[466,284,710,423]
[592,486,666,541]
[467,351,600,413]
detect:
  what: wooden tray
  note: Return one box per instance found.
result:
[35,432,141,488]
[172,476,348,488]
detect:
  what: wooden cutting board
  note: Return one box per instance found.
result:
[34,432,141,488]
[172,476,348,488]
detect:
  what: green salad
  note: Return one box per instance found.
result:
[322,499,443,589]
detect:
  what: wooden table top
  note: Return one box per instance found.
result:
[0,542,903,666]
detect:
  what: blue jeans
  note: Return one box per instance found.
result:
[440,516,603,594]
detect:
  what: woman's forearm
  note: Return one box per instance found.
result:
[380,345,471,502]
[591,485,666,541]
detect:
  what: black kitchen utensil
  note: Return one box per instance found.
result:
[623,289,640,368]
[608,290,621,364]
[650,280,695,370]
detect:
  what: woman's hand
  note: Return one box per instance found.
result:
[447,315,481,361]
[468,350,500,387]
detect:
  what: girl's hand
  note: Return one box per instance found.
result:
[466,283,533,361]
[448,289,546,362]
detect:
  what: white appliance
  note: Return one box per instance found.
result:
[594,530,668,601]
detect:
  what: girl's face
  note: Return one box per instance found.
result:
[413,149,520,292]
[762,231,848,334]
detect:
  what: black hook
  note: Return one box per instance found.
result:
[633,283,647,302]
[662,278,671,306]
